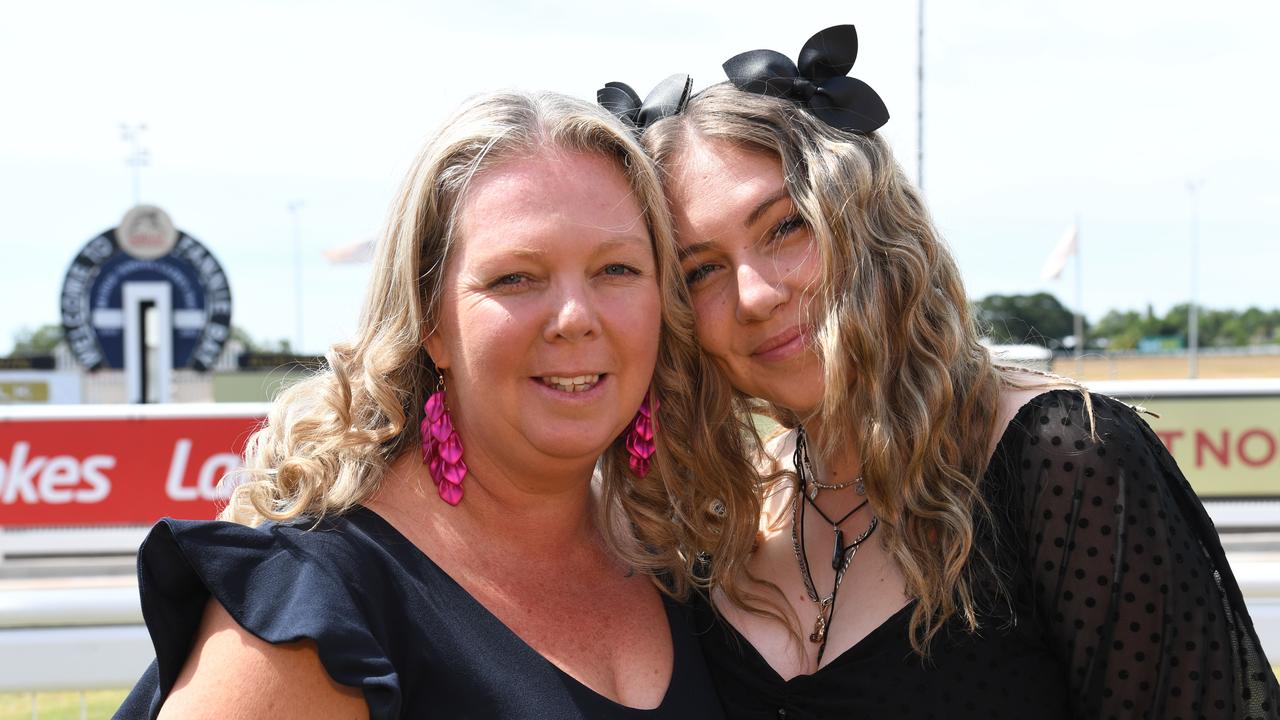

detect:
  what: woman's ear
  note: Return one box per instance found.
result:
[424,332,450,372]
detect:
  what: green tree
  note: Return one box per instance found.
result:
[1085,304,1280,350]
[1091,310,1145,350]
[9,324,64,355]
[1238,307,1276,344]
[231,326,293,354]
[975,293,1078,347]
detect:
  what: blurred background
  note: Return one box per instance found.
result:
[0,0,1276,716]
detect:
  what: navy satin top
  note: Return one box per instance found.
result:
[115,507,724,719]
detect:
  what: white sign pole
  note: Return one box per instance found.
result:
[122,282,172,403]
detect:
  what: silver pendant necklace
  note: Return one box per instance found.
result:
[807,474,866,500]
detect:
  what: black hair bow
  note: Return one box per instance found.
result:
[597,73,693,131]
[723,24,889,134]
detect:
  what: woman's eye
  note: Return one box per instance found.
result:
[602,263,640,277]
[684,263,718,286]
[490,273,527,288]
[771,214,806,241]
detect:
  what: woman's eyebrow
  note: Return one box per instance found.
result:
[744,188,789,228]
[678,241,715,261]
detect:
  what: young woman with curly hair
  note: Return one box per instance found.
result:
[636,25,1279,719]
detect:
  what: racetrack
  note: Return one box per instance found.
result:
[1054,351,1280,381]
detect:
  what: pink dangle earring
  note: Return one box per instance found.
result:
[624,391,658,478]
[420,374,466,505]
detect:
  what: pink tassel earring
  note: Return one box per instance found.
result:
[421,377,466,505]
[624,391,658,478]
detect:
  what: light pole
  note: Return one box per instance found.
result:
[917,0,925,190]
[288,201,305,353]
[120,123,148,206]
[1187,180,1204,379]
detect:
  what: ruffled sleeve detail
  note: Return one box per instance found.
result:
[1004,390,1279,718]
[116,517,401,720]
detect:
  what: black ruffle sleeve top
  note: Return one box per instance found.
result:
[114,507,724,719]
[695,391,1280,719]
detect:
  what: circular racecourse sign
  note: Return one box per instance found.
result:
[60,206,232,371]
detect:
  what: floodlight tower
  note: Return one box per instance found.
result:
[121,123,149,205]
[289,200,305,352]
[1187,180,1205,379]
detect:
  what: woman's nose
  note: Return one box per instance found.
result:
[544,280,602,342]
[735,260,789,324]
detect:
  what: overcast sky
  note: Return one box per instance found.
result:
[1,0,1276,355]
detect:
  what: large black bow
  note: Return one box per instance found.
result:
[722,25,889,134]
[597,73,693,132]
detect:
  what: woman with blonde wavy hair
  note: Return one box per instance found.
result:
[115,90,749,719]
[633,24,1278,719]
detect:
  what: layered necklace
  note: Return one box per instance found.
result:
[791,425,878,663]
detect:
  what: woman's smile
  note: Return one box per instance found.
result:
[750,326,809,363]
[531,372,608,401]
[536,373,604,393]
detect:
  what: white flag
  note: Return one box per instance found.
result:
[1040,225,1078,281]
[323,238,375,264]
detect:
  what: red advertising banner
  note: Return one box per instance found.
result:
[0,405,265,527]
[1,380,1275,529]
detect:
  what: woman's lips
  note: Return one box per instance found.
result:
[752,327,807,362]
[529,373,609,400]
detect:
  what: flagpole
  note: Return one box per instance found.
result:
[1187,180,1203,379]
[1073,217,1083,376]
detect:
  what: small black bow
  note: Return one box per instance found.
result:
[597,73,693,131]
[722,25,889,134]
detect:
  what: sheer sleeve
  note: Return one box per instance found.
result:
[1009,391,1279,719]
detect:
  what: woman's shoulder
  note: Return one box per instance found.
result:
[152,598,369,720]
[138,506,421,650]
[991,385,1145,455]
[126,508,411,719]
[982,385,1158,516]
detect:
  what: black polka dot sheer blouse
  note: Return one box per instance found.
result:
[694,390,1280,719]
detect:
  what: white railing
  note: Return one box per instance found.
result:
[0,581,153,692]
[0,525,150,563]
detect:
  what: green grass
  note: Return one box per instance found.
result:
[0,690,128,720]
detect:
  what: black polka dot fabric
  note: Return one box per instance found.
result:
[694,391,1280,719]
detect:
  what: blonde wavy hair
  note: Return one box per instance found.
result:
[220,90,761,599]
[645,83,1077,652]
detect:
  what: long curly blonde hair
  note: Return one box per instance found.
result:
[220,90,761,598]
[645,83,1061,651]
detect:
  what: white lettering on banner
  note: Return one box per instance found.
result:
[0,442,42,503]
[40,457,78,504]
[166,439,196,501]
[199,453,239,499]
[166,439,236,501]
[0,442,116,504]
[80,456,113,503]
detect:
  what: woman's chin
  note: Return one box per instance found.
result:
[525,431,623,465]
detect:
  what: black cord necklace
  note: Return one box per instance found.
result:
[806,494,870,571]
[791,426,878,660]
